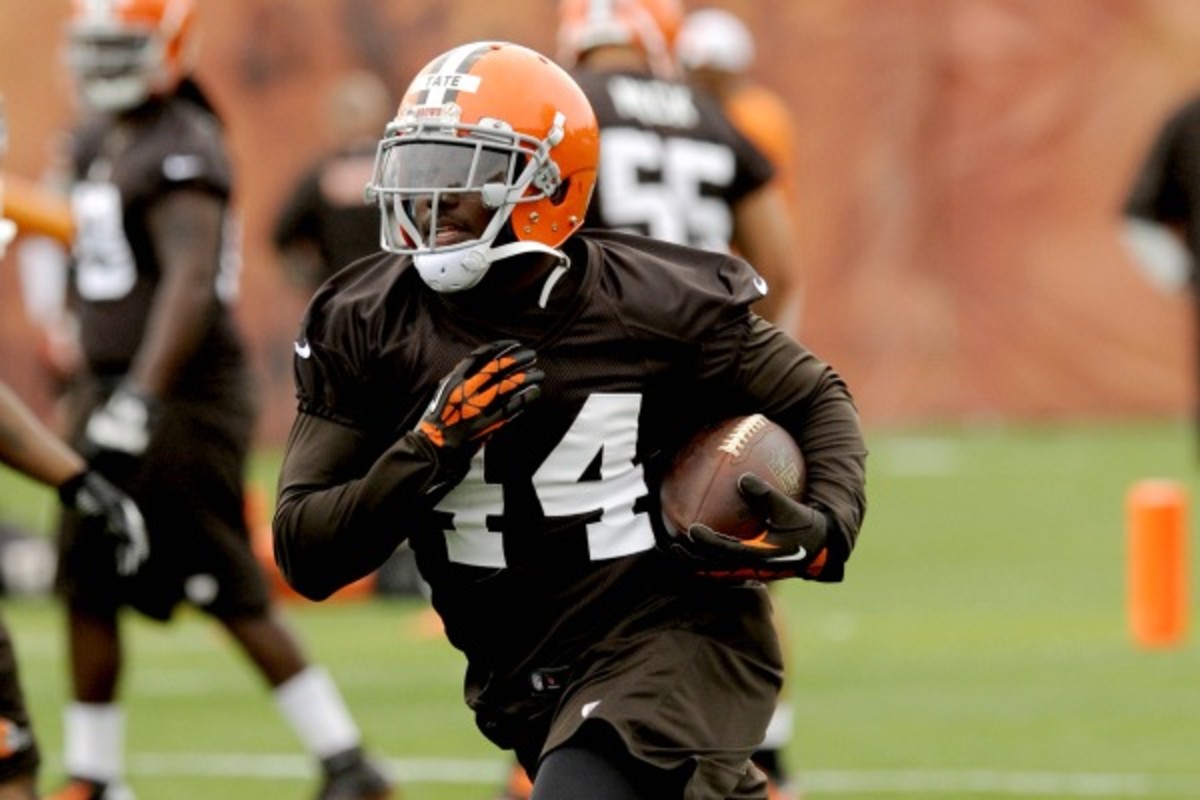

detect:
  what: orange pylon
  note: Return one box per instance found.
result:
[1126,479,1189,648]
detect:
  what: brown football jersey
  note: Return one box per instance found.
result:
[68,83,242,379]
[278,229,867,728]
[572,68,775,251]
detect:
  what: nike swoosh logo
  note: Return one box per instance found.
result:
[294,340,312,359]
[581,701,601,718]
[766,547,808,563]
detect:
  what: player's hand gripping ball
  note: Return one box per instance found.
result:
[417,340,543,453]
[662,414,830,581]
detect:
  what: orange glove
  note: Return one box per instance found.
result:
[417,340,543,452]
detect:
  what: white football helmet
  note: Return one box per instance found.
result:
[676,8,756,74]
[66,0,197,113]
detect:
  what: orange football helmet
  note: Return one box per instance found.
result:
[557,0,685,77]
[367,41,599,293]
[66,0,197,112]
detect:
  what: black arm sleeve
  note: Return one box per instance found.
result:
[730,317,869,575]
[272,411,463,600]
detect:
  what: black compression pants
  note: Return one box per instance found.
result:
[530,723,687,800]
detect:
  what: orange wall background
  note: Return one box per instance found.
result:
[3,0,1200,445]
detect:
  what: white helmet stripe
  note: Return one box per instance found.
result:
[415,42,491,107]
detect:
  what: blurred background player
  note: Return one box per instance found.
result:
[676,7,797,204]
[49,2,391,798]
[1,93,149,800]
[1122,90,1200,455]
[556,0,802,333]
[271,69,393,291]
[549,2,803,798]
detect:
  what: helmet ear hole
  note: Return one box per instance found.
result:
[549,177,571,206]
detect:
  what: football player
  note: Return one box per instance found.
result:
[273,41,867,800]
[50,2,391,799]
[676,8,799,205]
[272,70,394,291]
[0,94,148,800]
[556,0,802,334]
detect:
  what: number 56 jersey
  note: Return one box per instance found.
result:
[572,67,775,252]
[279,229,867,719]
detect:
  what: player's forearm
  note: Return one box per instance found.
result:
[791,383,867,557]
[130,189,225,395]
[274,484,402,600]
[129,257,218,395]
[273,426,452,600]
[734,319,868,554]
[733,184,800,329]
[0,382,84,487]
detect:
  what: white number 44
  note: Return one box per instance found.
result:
[440,393,655,568]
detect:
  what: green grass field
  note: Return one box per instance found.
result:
[1,419,1198,799]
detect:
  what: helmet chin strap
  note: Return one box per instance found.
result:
[413,239,568,300]
[536,256,571,309]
